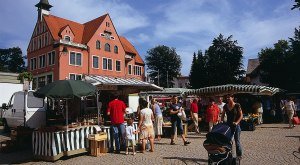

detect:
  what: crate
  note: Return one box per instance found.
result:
[89,139,108,156]
[88,132,107,141]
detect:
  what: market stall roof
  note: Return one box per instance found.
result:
[141,88,190,96]
[84,75,163,92]
[184,84,280,96]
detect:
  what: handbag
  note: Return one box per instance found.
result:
[177,108,186,121]
[292,116,300,125]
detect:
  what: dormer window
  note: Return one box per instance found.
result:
[105,43,111,52]
[64,36,71,41]
[114,46,118,54]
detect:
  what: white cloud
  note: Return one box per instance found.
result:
[51,0,149,34]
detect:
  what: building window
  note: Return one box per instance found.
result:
[134,65,142,76]
[102,58,112,70]
[38,37,42,49]
[116,60,121,71]
[93,56,99,69]
[70,52,82,66]
[69,74,82,80]
[47,75,53,84]
[64,36,71,41]
[128,65,132,75]
[114,46,118,54]
[30,58,37,70]
[48,51,55,65]
[106,22,110,27]
[39,55,46,68]
[38,76,46,88]
[105,43,110,52]
[96,40,101,49]
[45,33,48,46]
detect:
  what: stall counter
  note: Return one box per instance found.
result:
[32,125,100,161]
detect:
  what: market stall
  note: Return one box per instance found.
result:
[183,84,280,131]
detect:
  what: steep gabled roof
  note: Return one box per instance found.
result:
[119,36,144,65]
[43,15,84,43]
[82,14,107,44]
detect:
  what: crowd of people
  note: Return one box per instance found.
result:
[105,94,245,159]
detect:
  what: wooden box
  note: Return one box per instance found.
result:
[88,132,107,141]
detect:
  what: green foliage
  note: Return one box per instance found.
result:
[291,0,300,10]
[0,47,26,73]
[18,72,33,82]
[145,45,182,87]
[189,34,245,88]
[258,27,300,91]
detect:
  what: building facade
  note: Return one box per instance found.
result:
[27,0,145,89]
[245,58,268,86]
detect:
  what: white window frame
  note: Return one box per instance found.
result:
[69,51,82,66]
[64,35,72,42]
[38,54,46,68]
[48,51,55,66]
[30,58,37,70]
[115,60,121,72]
[102,57,113,71]
[69,73,82,80]
[92,55,99,69]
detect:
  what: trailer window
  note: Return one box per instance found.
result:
[27,92,44,108]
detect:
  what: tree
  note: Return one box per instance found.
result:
[0,47,26,73]
[258,40,290,89]
[145,45,182,87]
[189,50,208,88]
[205,34,245,85]
[291,0,300,10]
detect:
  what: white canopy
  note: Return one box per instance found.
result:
[184,84,280,96]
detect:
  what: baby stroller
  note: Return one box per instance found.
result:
[203,123,239,165]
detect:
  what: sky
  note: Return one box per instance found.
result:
[0,0,299,76]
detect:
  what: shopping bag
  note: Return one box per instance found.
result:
[177,108,186,121]
[292,116,300,125]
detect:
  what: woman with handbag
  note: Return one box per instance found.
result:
[169,96,191,146]
[283,97,296,128]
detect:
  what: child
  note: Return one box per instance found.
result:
[125,118,137,155]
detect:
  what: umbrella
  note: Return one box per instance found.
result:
[34,80,97,151]
[34,80,96,99]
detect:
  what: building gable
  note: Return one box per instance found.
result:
[59,25,75,42]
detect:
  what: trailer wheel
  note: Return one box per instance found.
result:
[2,119,10,133]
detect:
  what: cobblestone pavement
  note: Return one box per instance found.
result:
[1,124,299,165]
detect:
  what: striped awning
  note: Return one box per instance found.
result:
[84,75,163,91]
[184,84,280,96]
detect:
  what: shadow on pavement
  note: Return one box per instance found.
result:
[0,149,35,164]
[163,156,207,165]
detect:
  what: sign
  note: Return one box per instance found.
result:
[97,85,117,90]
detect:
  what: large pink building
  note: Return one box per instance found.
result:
[27,0,145,89]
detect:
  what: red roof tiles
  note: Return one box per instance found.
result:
[119,36,144,65]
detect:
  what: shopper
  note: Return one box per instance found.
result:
[151,98,163,141]
[190,98,200,133]
[138,100,155,153]
[107,94,126,154]
[125,118,137,155]
[221,94,243,159]
[283,97,296,128]
[216,96,226,122]
[169,96,191,146]
[205,98,220,132]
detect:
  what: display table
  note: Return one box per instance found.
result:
[32,125,101,161]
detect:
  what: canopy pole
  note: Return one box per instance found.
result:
[96,90,101,126]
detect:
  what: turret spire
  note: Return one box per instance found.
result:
[35,0,53,21]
